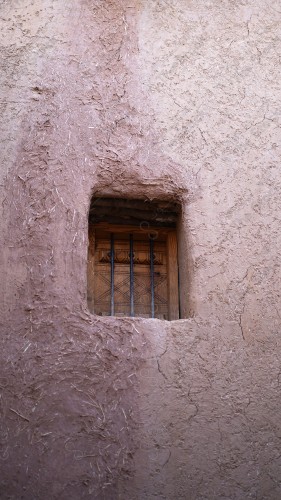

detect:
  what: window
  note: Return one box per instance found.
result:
[87,198,181,320]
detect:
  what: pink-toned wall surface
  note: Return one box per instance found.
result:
[1,1,281,498]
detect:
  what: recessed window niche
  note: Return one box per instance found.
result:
[87,197,182,320]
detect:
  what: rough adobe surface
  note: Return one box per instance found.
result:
[0,0,281,498]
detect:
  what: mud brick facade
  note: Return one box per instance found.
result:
[1,1,281,498]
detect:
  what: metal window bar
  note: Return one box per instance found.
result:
[110,233,114,316]
[129,234,134,317]
[110,232,155,318]
[150,236,155,318]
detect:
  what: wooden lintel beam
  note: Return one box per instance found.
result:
[90,198,181,214]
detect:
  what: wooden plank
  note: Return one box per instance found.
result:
[90,197,181,214]
[93,222,175,235]
[167,231,179,320]
[87,227,95,314]
[89,216,176,230]
[89,207,178,224]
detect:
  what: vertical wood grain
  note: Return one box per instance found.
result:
[87,226,95,313]
[167,231,179,320]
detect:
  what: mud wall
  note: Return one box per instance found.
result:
[0,1,281,498]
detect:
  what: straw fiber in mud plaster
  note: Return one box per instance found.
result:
[1,0,281,499]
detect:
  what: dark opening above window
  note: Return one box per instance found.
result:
[87,198,181,321]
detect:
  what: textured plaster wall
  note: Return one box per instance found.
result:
[0,1,281,499]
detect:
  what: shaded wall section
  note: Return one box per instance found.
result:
[0,0,281,498]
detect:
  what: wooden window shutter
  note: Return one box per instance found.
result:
[87,198,181,321]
